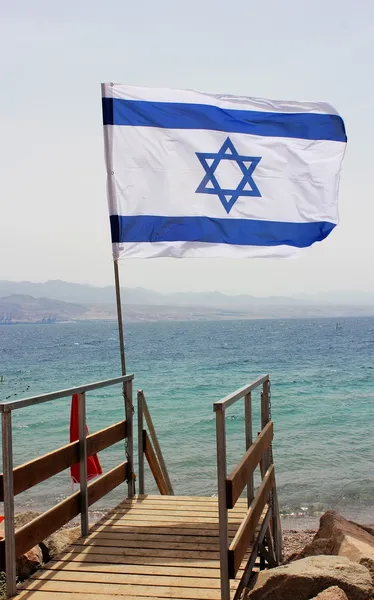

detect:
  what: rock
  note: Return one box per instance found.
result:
[0,511,41,538]
[351,523,374,538]
[314,512,374,582]
[289,538,334,562]
[245,555,372,600]
[14,511,41,529]
[0,512,43,580]
[40,526,81,562]
[282,529,316,563]
[312,587,349,599]
[16,545,43,580]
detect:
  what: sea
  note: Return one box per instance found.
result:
[0,317,373,527]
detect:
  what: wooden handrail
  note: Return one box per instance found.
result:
[143,431,169,495]
[1,375,135,599]
[0,461,127,567]
[0,375,134,412]
[226,421,273,509]
[213,375,269,412]
[228,465,275,577]
[0,420,127,501]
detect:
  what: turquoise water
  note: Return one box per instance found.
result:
[0,317,373,522]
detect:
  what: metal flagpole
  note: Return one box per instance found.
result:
[113,258,135,497]
[113,258,126,376]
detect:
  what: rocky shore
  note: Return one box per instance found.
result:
[246,511,374,599]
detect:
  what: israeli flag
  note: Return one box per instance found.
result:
[101,84,346,259]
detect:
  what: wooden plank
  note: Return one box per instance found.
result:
[0,420,127,501]
[228,466,275,576]
[49,560,223,578]
[87,461,127,507]
[98,514,241,524]
[14,462,127,557]
[92,524,240,537]
[24,578,223,599]
[226,421,273,509]
[63,547,251,569]
[86,531,223,547]
[113,502,248,513]
[69,544,220,560]
[144,431,169,495]
[142,394,174,495]
[19,594,210,600]
[56,550,222,569]
[33,569,223,589]
[109,506,247,514]
[87,530,221,543]
[109,508,247,518]
[87,420,127,457]
[79,538,221,552]
[18,594,194,600]
[97,518,241,530]
[122,495,247,503]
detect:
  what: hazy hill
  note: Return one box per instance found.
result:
[0,294,87,323]
[2,279,374,310]
[0,282,374,323]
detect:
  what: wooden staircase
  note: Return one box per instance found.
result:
[1,374,281,600]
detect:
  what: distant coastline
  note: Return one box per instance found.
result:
[1,279,374,323]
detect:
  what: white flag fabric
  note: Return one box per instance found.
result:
[101,84,346,260]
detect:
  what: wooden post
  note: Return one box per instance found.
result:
[137,390,145,494]
[142,395,174,495]
[244,392,254,507]
[261,381,270,472]
[2,410,16,598]
[78,392,89,536]
[215,407,230,600]
[261,378,282,564]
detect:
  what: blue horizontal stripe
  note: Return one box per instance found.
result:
[102,98,346,142]
[110,215,335,248]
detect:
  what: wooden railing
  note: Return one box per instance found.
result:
[0,374,134,598]
[137,390,174,496]
[214,375,282,600]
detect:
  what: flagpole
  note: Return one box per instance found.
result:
[113,259,126,376]
[113,258,135,497]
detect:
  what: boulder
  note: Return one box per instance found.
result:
[0,512,43,580]
[289,537,334,562]
[312,587,349,600]
[40,526,81,562]
[313,512,374,582]
[16,545,43,580]
[0,511,41,538]
[14,511,41,529]
[245,555,372,600]
[359,524,374,538]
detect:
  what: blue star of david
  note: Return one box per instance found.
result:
[195,137,262,214]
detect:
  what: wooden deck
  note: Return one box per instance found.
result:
[18,495,252,600]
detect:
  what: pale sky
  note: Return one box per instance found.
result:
[1,0,373,296]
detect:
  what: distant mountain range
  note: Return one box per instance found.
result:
[0,280,374,323]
